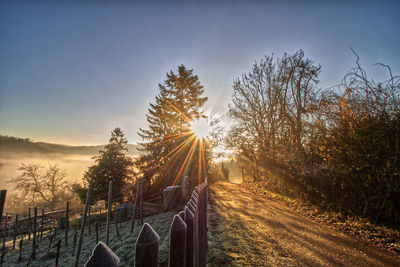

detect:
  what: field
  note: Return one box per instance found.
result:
[1,210,177,266]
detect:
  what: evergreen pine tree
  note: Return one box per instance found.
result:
[137,65,209,191]
[76,128,133,204]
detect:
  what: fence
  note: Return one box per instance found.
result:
[85,178,208,267]
[0,177,207,266]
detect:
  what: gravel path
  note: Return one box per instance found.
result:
[207,182,400,266]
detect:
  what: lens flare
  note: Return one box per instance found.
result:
[190,118,209,140]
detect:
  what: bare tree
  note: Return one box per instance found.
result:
[9,163,72,209]
[227,50,321,169]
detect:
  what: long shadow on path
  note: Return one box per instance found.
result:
[207,182,400,267]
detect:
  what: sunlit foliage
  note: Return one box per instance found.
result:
[227,50,400,228]
[136,65,210,192]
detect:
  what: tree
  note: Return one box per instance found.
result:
[136,65,209,191]
[313,53,400,223]
[77,128,133,204]
[9,163,71,209]
[227,50,321,176]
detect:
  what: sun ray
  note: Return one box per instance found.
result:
[164,98,191,122]
[160,135,196,174]
[161,131,192,144]
[172,138,198,185]
[165,135,195,158]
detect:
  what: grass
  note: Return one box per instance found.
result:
[1,209,179,266]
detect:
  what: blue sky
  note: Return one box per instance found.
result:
[1,0,399,145]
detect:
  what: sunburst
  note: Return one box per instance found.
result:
[190,118,210,140]
[157,100,211,186]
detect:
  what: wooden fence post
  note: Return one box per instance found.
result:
[85,241,119,267]
[88,205,91,235]
[74,180,93,267]
[135,223,159,267]
[187,200,198,267]
[47,234,54,255]
[40,209,44,240]
[197,186,205,267]
[32,207,37,259]
[13,214,18,249]
[18,237,23,262]
[65,201,69,246]
[0,190,6,233]
[184,206,195,267]
[28,208,31,241]
[200,184,207,267]
[106,181,112,246]
[55,239,61,267]
[2,213,7,250]
[130,183,140,233]
[72,231,77,256]
[169,215,187,267]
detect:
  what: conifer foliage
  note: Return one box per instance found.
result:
[76,128,133,204]
[137,65,208,191]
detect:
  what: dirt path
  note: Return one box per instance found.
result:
[207,182,400,266]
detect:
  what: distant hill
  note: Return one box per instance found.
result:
[0,135,139,157]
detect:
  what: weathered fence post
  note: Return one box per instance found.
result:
[18,236,23,262]
[74,180,93,267]
[47,234,54,255]
[28,208,31,240]
[2,213,7,250]
[198,183,208,267]
[169,215,187,267]
[135,223,159,267]
[72,230,77,256]
[184,206,195,267]
[0,190,6,233]
[106,181,112,245]
[65,201,69,245]
[130,183,140,233]
[197,186,205,267]
[0,190,7,253]
[55,239,61,267]
[88,205,91,235]
[13,214,18,249]
[32,207,37,259]
[85,241,119,267]
[187,201,198,267]
[40,209,44,240]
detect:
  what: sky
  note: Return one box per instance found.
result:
[0,0,399,145]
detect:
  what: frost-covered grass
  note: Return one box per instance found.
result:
[2,210,178,266]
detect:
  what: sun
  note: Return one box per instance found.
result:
[190,118,210,139]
